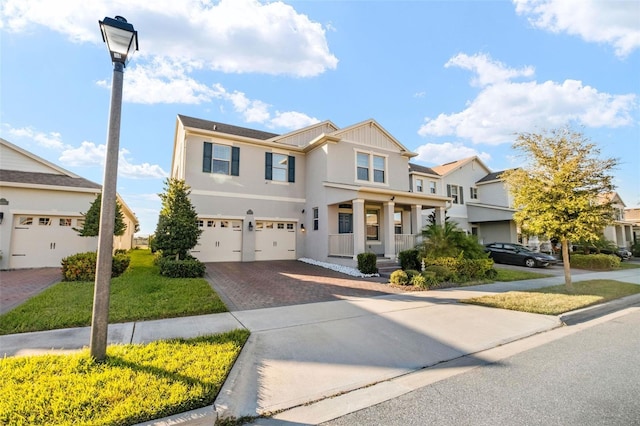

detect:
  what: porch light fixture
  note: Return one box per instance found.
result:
[90,16,138,362]
[300,223,305,231]
[248,221,254,231]
[0,212,4,225]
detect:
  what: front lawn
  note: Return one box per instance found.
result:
[462,279,640,315]
[0,329,249,426]
[0,250,226,335]
[494,268,552,281]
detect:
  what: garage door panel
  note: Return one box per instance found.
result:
[255,221,296,261]
[191,219,242,262]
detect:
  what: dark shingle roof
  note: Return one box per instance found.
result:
[178,114,279,140]
[476,171,506,184]
[408,163,439,176]
[0,170,101,189]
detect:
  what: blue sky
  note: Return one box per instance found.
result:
[1,0,638,235]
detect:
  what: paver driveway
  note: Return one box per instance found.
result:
[204,260,402,311]
[0,268,62,314]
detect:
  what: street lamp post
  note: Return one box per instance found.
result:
[90,16,138,361]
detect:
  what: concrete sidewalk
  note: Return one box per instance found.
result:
[2,268,639,425]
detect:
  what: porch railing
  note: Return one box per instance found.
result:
[395,234,421,254]
[328,233,354,257]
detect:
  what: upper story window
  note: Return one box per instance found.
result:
[203,142,240,176]
[447,184,464,204]
[313,208,319,231]
[416,178,423,192]
[470,187,478,200]
[429,181,437,194]
[266,152,295,182]
[356,151,386,184]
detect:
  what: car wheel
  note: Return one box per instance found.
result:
[524,258,536,268]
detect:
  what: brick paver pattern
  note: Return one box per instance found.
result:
[0,268,62,314]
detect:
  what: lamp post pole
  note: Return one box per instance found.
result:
[90,16,137,361]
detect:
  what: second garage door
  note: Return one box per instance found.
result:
[255,221,296,261]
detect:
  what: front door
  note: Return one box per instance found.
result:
[338,213,352,234]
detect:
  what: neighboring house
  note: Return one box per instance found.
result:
[410,157,518,244]
[624,206,640,245]
[601,192,634,249]
[0,138,138,269]
[171,115,451,266]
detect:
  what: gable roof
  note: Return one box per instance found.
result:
[432,156,491,177]
[408,163,439,176]
[177,114,279,141]
[476,170,507,184]
[330,119,417,157]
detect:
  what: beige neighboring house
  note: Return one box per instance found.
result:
[0,138,138,269]
[601,192,634,249]
[418,156,518,244]
[172,115,453,266]
[624,206,640,245]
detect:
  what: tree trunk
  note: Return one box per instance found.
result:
[561,238,573,292]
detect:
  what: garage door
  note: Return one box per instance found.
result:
[255,221,296,261]
[10,215,97,269]
[191,219,242,262]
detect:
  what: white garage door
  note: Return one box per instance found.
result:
[191,219,242,262]
[10,215,97,269]
[255,221,296,261]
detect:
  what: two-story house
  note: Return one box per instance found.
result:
[171,115,451,266]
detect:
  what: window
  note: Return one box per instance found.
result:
[470,187,478,200]
[429,181,437,194]
[356,152,386,184]
[357,152,369,181]
[447,184,464,204]
[373,155,385,183]
[203,142,240,176]
[394,212,402,234]
[59,218,72,227]
[277,223,285,229]
[313,208,319,231]
[39,217,51,226]
[265,152,295,182]
[197,220,204,227]
[366,210,379,240]
[287,223,294,230]
[19,217,33,226]
[416,179,423,192]
[207,220,215,227]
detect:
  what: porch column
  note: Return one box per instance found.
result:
[383,201,395,258]
[434,206,446,226]
[352,199,365,259]
[411,204,422,234]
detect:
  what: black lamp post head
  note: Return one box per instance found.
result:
[99,16,138,66]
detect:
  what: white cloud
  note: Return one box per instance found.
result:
[269,111,320,130]
[445,53,534,87]
[4,126,70,150]
[419,53,638,145]
[0,0,338,76]
[514,0,640,57]
[415,142,491,165]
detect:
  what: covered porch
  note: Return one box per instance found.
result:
[323,183,449,259]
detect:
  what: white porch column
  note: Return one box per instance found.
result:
[434,206,446,226]
[352,199,365,259]
[383,201,395,258]
[411,204,422,234]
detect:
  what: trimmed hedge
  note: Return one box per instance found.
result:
[357,252,378,274]
[398,249,420,271]
[424,256,494,282]
[157,257,206,278]
[61,251,130,281]
[570,254,620,270]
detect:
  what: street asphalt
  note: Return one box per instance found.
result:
[1,267,639,425]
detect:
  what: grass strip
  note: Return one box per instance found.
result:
[0,250,226,335]
[0,329,249,426]
[462,279,640,315]
[494,268,552,282]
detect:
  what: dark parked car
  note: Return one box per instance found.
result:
[572,245,632,261]
[484,242,558,268]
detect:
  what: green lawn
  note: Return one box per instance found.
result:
[0,250,227,335]
[494,268,552,281]
[463,279,640,315]
[0,329,249,426]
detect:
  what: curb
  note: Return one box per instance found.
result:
[559,293,640,325]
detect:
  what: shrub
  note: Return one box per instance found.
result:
[61,252,130,281]
[485,268,499,279]
[410,273,427,289]
[405,269,420,281]
[158,257,206,278]
[632,242,640,257]
[424,265,453,282]
[390,270,409,285]
[398,249,420,271]
[570,254,620,270]
[114,249,128,256]
[423,256,494,282]
[357,252,378,274]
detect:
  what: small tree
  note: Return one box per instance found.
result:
[500,127,618,290]
[73,193,127,237]
[153,178,202,260]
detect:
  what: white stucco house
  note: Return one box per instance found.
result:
[171,115,522,266]
[602,192,634,249]
[0,138,138,269]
